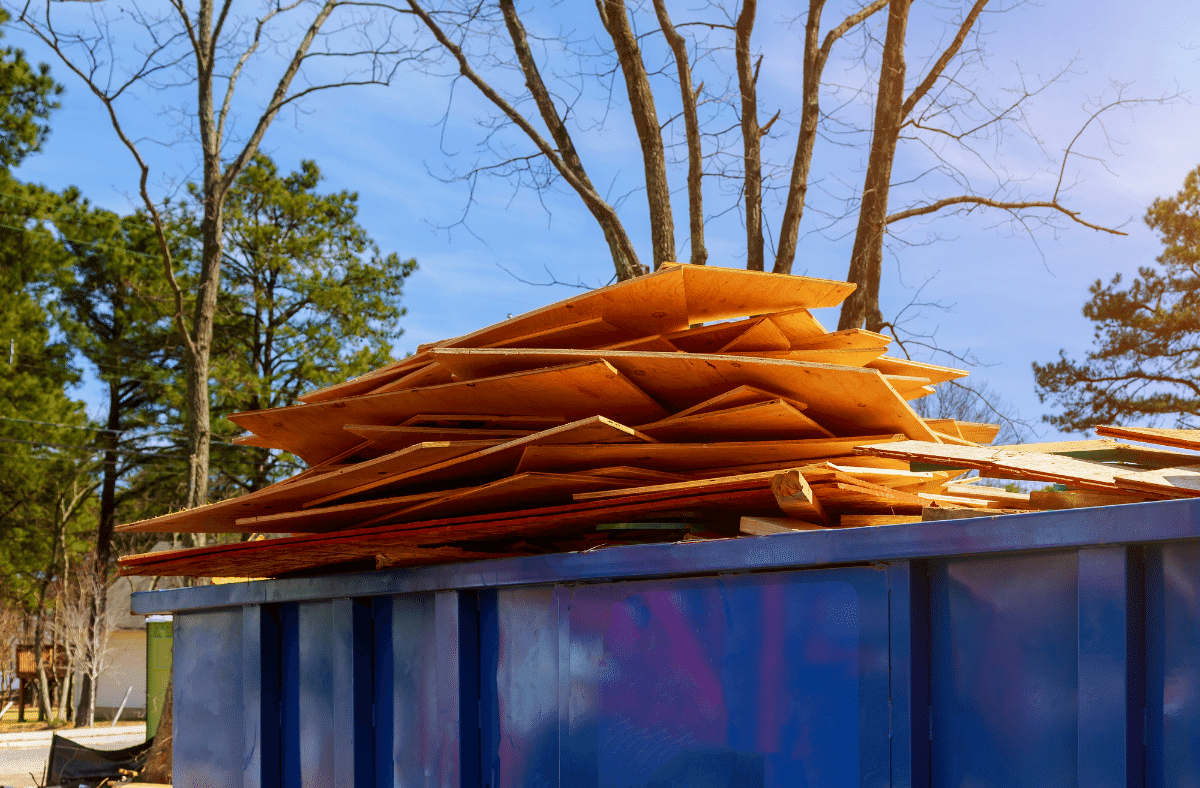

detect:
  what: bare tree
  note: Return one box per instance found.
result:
[54,562,120,727]
[14,0,410,515]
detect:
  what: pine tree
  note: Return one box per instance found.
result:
[1034,165,1200,431]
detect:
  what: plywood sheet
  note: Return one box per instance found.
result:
[734,347,889,367]
[425,349,940,441]
[304,416,659,508]
[115,440,502,533]
[667,385,804,419]
[345,424,530,453]
[788,328,890,352]
[766,308,827,344]
[1114,465,1200,497]
[955,421,1001,444]
[1095,426,1200,453]
[298,353,430,403]
[118,487,784,577]
[385,472,636,523]
[227,360,670,465]
[638,399,833,441]
[232,490,448,532]
[665,319,758,353]
[365,362,455,394]
[865,356,968,385]
[515,434,906,474]
[401,414,566,430]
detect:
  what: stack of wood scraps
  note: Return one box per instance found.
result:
[115,264,1199,579]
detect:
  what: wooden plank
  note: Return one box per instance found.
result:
[516,434,907,474]
[481,315,643,350]
[809,481,927,513]
[117,487,785,577]
[232,490,448,533]
[771,471,831,524]
[787,328,891,352]
[383,472,638,523]
[739,518,828,535]
[344,424,531,454]
[599,335,680,352]
[638,399,833,442]
[424,349,941,441]
[298,353,430,403]
[400,414,565,430]
[573,470,783,502]
[665,318,758,353]
[423,264,855,353]
[766,308,827,344]
[667,384,805,419]
[854,440,1166,494]
[839,514,922,527]
[1114,465,1200,497]
[733,347,889,367]
[364,362,455,394]
[227,360,670,465]
[1095,426,1200,453]
[115,440,504,534]
[924,419,964,439]
[865,356,968,385]
[717,317,791,352]
[943,484,1035,508]
[1028,489,1152,509]
[677,453,912,478]
[956,421,1001,444]
[304,415,657,508]
[575,466,688,483]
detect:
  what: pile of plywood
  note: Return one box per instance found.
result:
[115,264,1200,579]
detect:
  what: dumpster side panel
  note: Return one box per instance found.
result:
[486,567,890,788]
[930,551,1080,788]
[174,608,245,788]
[1148,542,1200,786]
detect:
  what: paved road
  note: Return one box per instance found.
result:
[0,732,146,787]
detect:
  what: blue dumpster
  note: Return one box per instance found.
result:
[132,498,1200,787]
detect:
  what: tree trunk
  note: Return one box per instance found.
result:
[141,677,173,782]
[596,0,676,270]
[736,0,764,272]
[774,0,825,274]
[838,0,911,331]
[652,0,706,267]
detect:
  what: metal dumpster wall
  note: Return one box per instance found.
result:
[142,500,1200,787]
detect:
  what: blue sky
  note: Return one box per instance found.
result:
[6,0,1199,442]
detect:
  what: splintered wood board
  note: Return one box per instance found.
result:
[232,490,448,532]
[303,416,660,508]
[117,487,783,577]
[1096,426,1200,453]
[227,360,670,465]
[344,424,532,454]
[667,385,805,419]
[865,356,968,386]
[425,349,939,441]
[638,399,833,441]
[115,440,503,533]
[381,472,637,523]
[515,434,906,474]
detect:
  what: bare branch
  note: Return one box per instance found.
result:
[885,195,1128,235]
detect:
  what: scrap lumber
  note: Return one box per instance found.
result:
[1095,426,1200,453]
[425,348,940,440]
[116,262,1200,579]
[227,360,670,465]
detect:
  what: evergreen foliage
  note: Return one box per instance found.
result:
[1034,165,1200,431]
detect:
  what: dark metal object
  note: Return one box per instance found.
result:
[142,499,1200,787]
